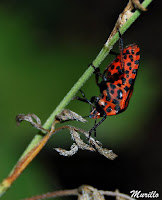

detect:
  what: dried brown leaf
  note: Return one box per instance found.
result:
[16,113,48,132]
[106,0,146,46]
[55,143,79,156]
[94,143,118,160]
[56,109,87,123]
[132,0,147,11]
[70,129,95,151]
[74,127,117,160]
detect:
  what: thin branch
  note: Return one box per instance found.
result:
[23,185,136,200]
[23,189,78,200]
[100,190,136,200]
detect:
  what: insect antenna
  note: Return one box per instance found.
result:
[82,115,89,119]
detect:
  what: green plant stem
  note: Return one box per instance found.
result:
[0,0,152,196]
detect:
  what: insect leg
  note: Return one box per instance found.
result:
[109,50,118,56]
[89,114,107,136]
[118,30,123,53]
[73,89,94,107]
[90,96,98,104]
[93,116,97,138]
[89,63,105,87]
[73,96,90,104]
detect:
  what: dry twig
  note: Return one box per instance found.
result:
[106,0,146,46]
[24,185,136,200]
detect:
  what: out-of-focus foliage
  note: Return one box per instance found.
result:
[0,1,161,199]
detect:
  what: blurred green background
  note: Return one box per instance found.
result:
[0,0,161,199]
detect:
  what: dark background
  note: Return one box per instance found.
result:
[0,0,161,199]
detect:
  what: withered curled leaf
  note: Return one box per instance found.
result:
[55,109,87,123]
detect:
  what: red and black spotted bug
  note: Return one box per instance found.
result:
[76,34,140,136]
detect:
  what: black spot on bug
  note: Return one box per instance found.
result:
[132,69,137,74]
[106,106,112,113]
[131,59,133,62]
[129,55,133,59]
[129,78,134,85]
[118,69,123,74]
[121,77,126,85]
[135,60,140,65]
[110,83,116,89]
[109,73,119,82]
[110,90,114,94]
[99,81,108,93]
[126,50,130,54]
[116,66,120,70]
[117,83,121,87]
[131,50,134,54]
[129,67,132,70]
[136,51,140,55]
[115,58,119,62]
[106,93,111,101]
[96,104,105,117]
[125,70,129,74]
[113,73,118,77]
[124,54,127,59]
[117,89,123,99]
[111,65,115,70]
[106,87,109,93]
[112,99,119,105]
[126,75,129,78]
[127,62,131,66]
[124,86,129,91]
[115,105,121,112]
[105,102,108,105]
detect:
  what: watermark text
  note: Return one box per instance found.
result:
[130,190,159,198]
